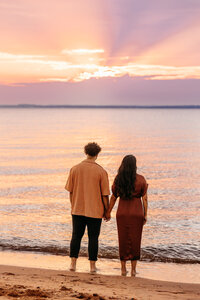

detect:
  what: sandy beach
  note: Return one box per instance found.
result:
[0,264,199,300]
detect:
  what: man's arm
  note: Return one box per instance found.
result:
[69,192,73,205]
[65,168,74,193]
[102,195,109,219]
[105,194,117,220]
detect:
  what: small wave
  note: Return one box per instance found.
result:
[0,242,199,264]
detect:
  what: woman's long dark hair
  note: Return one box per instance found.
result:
[114,155,137,200]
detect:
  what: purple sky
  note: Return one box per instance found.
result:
[1,77,200,105]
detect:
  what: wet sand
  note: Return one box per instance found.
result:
[1,251,200,284]
[0,264,200,300]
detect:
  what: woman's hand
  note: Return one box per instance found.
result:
[104,211,111,221]
[143,216,147,225]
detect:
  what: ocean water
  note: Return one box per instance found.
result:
[0,107,200,264]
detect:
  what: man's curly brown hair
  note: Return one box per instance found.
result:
[84,142,101,157]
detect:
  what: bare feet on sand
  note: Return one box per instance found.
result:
[131,271,136,277]
[69,258,77,271]
[121,260,127,276]
[121,271,128,276]
[121,260,137,276]
[131,260,137,277]
[90,261,97,274]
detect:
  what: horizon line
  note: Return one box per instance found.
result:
[1,104,200,109]
[0,104,200,109]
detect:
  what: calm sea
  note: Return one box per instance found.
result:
[0,108,200,264]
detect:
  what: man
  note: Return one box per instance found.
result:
[65,142,110,273]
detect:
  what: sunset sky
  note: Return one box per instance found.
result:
[0,0,200,105]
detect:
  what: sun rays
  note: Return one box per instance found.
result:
[0,0,200,92]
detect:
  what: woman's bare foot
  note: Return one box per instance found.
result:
[131,271,136,277]
[121,270,128,276]
[69,257,77,271]
[131,260,137,277]
[121,260,127,276]
[90,261,97,274]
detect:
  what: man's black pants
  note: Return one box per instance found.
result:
[70,215,102,261]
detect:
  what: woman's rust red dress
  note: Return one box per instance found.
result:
[112,174,148,261]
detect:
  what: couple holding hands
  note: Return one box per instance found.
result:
[65,142,148,276]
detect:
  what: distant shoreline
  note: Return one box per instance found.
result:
[0,104,200,109]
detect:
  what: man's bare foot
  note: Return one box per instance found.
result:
[90,261,97,274]
[69,257,77,271]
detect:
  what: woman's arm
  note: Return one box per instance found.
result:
[142,192,148,224]
[105,194,117,220]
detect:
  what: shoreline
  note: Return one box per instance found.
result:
[1,245,199,265]
[0,250,199,284]
[0,264,200,300]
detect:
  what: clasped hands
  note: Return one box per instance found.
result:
[103,211,111,221]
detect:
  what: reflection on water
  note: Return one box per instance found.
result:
[0,108,200,263]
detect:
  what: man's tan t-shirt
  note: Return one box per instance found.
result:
[65,159,110,218]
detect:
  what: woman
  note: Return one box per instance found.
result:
[106,155,148,276]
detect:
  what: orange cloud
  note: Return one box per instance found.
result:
[1,50,200,85]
